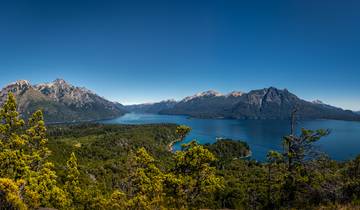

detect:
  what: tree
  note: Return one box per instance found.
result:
[165,141,224,208]
[106,190,127,210]
[263,110,331,207]
[265,150,284,208]
[168,125,192,151]
[24,161,69,209]
[64,152,82,208]
[25,110,50,171]
[126,147,165,210]
[280,128,329,204]
[0,93,70,209]
[0,93,27,180]
[23,110,69,209]
[176,125,191,142]
[283,128,330,172]
[0,178,27,210]
[343,155,360,204]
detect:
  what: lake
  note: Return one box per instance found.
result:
[102,113,360,161]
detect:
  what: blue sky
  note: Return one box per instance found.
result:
[0,0,359,110]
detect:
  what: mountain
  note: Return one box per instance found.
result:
[144,87,360,121]
[0,79,127,123]
[158,90,245,118]
[125,99,177,113]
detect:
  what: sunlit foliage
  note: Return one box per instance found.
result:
[0,93,359,209]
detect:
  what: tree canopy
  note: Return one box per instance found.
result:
[0,93,359,209]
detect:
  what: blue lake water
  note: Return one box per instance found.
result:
[102,113,360,161]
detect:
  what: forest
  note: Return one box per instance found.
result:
[0,93,360,209]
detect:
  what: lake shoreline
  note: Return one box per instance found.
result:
[101,113,360,161]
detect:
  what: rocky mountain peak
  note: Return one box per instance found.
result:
[1,80,31,97]
[0,78,127,122]
[35,80,97,106]
[53,78,67,84]
[261,87,298,106]
[7,80,31,89]
[160,99,177,103]
[264,87,282,100]
[36,78,71,88]
[312,99,324,104]
[14,80,31,86]
[226,91,244,97]
[50,78,70,88]
[265,86,280,93]
[182,90,223,102]
[160,86,360,121]
[264,87,289,95]
[200,90,222,96]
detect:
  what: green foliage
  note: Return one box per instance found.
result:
[342,155,360,204]
[106,190,126,209]
[0,93,70,209]
[164,140,224,208]
[64,152,82,208]
[47,123,178,194]
[1,93,360,209]
[25,110,50,169]
[127,148,164,209]
[280,128,331,206]
[204,138,250,163]
[175,125,191,141]
[124,147,165,209]
[0,178,27,210]
[283,128,330,171]
[0,93,27,180]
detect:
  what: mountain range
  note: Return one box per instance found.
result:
[1,79,359,122]
[127,88,360,121]
[125,100,177,114]
[0,79,127,123]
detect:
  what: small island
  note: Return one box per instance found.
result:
[204,138,251,160]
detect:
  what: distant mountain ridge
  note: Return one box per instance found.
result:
[0,79,127,123]
[2,80,357,122]
[126,100,177,114]
[126,87,360,121]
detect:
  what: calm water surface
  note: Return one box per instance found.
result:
[102,113,360,161]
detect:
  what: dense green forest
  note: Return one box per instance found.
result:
[0,93,360,209]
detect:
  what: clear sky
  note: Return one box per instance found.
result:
[0,0,359,110]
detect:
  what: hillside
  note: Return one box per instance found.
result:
[0,79,127,123]
[47,123,178,192]
[45,123,253,208]
[140,87,360,121]
[1,92,359,209]
[125,99,177,113]
[45,123,360,209]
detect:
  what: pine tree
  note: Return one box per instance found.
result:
[165,140,224,208]
[126,147,165,210]
[23,109,69,209]
[0,93,28,180]
[266,150,284,208]
[106,190,127,210]
[64,152,82,208]
[26,110,50,171]
[0,93,70,209]
[176,125,191,142]
[0,178,27,210]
